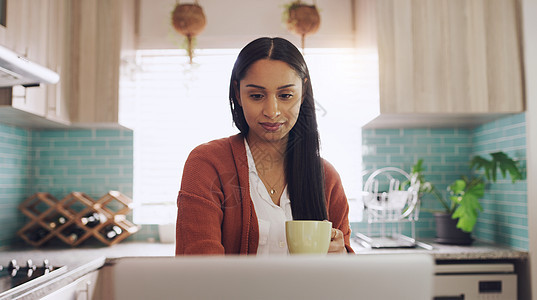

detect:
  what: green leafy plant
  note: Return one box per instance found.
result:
[410,151,523,233]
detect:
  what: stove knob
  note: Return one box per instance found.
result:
[43,259,53,273]
[8,259,19,270]
[26,259,36,277]
[8,259,19,277]
[27,259,36,270]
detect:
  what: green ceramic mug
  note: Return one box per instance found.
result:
[285,220,332,254]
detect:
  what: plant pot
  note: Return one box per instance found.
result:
[171,4,206,37]
[433,212,473,245]
[286,4,321,36]
[171,3,207,64]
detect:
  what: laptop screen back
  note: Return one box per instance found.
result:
[112,254,434,300]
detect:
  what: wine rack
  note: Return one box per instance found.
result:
[17,191,139,247]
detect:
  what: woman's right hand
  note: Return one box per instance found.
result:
[328,228,346,253]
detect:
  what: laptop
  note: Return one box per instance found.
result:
[111,254,434,300]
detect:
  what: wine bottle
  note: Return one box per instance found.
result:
[64,225,85,242]
[48,216,67,229]
[28,227,49,242]
[81,212,102,228]
[104,225,123,240]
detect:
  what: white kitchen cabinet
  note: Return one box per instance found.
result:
[0,0,49,66]
[9,86,47,118]
[0,0,135,129]
[1,1,29,61]
[0,0,70,127]
[24,0,49,66]
[357,0,524,128]
[40,270,100,300]
[44,0,70,124]
[0,0,48,118]
[68,0,136,127]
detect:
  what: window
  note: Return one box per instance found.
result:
[123,48,379,224]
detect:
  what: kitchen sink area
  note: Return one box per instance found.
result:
[350,236,528,260]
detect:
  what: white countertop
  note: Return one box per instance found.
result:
[350,238,528,260]
[0,242,175,300]
[0,240,528,299]
[1,237,528,272]
[0,242,175,270]
[1,238,528,268]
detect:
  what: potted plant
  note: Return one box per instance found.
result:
[410,151,523,245]
[283,1,321,51]
[171,1,207,64]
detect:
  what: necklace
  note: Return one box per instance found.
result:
[247,140,284,197]
[262,173,283,197]
[266,179,278,196]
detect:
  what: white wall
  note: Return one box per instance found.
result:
[137,0,356,49]
[522,0,537,298]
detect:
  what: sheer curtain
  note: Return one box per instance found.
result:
[122,48,378,224]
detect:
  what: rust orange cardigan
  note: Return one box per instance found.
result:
[175,134,354,255]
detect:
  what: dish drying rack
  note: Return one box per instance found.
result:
[358,167,421,248]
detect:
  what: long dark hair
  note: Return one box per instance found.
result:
[229,37,327,221]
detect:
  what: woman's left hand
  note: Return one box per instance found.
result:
[328,228,346,253]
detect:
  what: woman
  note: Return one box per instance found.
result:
[176,37,353,255]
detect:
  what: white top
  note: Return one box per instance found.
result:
[244,139,292,255]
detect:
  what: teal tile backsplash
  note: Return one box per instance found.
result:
[472,113,527,249]
[0,124,31,249]
[31,129,134,198]
[357,113,528,250]
[359,127,474,239]
[1,112,529,249]
[0,124,141,249]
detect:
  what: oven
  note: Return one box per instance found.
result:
[433,263,517,300]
